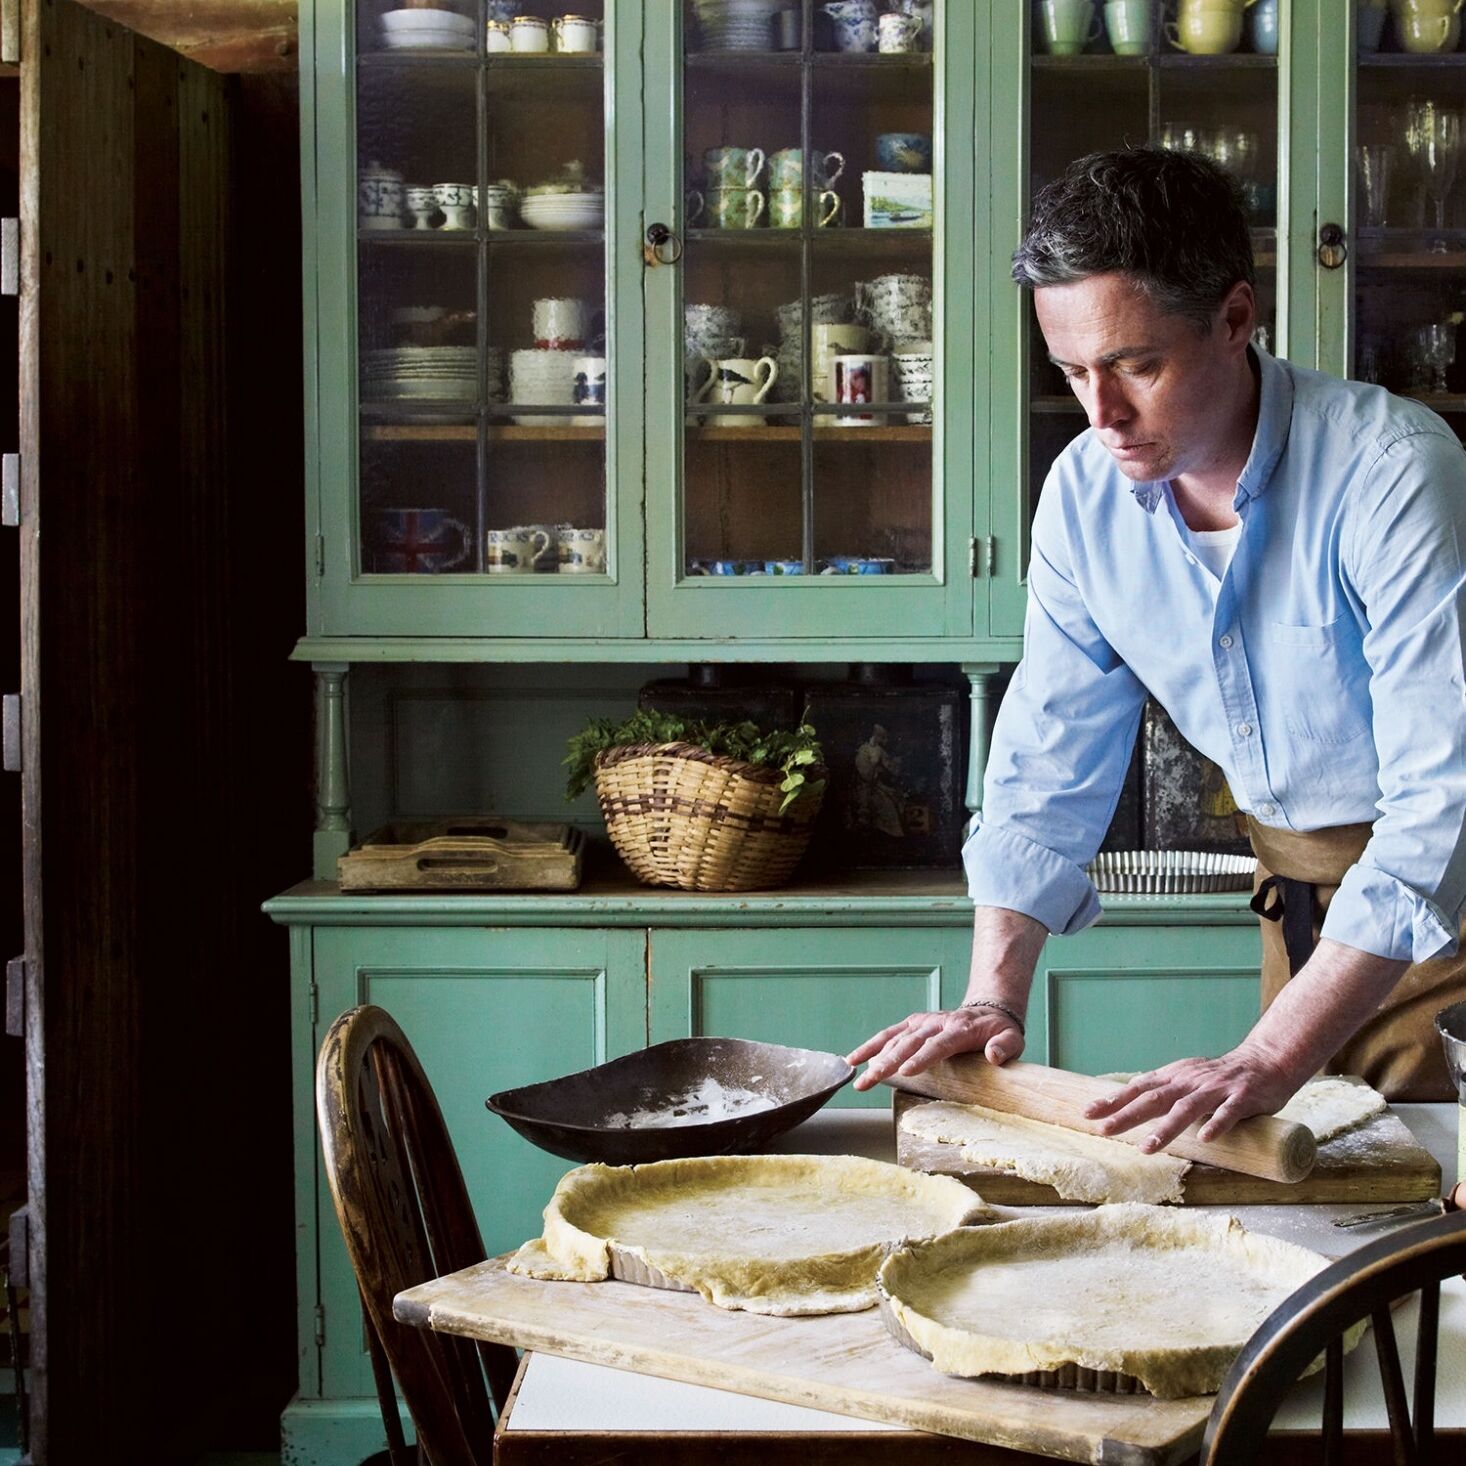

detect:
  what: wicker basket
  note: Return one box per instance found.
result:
[593,741,825,892]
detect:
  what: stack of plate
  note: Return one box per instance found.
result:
[519,191,604,231]
[379,7,477,51]
[693,0,779,50]
[362,347,479,401]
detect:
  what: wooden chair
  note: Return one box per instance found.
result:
[1202,1209,1466,1464]
[317,1003,519,1466]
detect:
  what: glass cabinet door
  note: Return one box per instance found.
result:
[1347,17,1466,450]
[310,0,644,638]
[988,0,1285,639]
[643,0,980,642]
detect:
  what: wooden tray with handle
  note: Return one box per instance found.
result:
[337,818,585,892]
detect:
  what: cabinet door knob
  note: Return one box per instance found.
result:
[643,222,682,266]
[1317,223,1347,270]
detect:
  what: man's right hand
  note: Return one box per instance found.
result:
[845,1005,1025,1093]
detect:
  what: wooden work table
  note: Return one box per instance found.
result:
[395,1102,1463,1464]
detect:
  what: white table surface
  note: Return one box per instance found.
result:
[503,1102,1462,1435]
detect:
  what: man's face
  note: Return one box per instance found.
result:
[1033,272,1253,485]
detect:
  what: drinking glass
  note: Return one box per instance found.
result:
[1357,143,1393,229]
[1405,322,1455,396]
[1403,98,1463,234]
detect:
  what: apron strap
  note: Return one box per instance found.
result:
[1250,874,1320,977]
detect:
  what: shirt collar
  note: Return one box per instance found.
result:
[1126,343,1293,515]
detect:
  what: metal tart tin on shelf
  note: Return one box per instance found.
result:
[1086,850,1258,895]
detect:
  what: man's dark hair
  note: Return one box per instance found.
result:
[1011,148,1256,332]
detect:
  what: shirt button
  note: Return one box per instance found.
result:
[1259,802,1277,817]
[1219,634,1233,649]
[1237,722,1253,737]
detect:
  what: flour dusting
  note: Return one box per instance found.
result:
[601,1077,778,1129]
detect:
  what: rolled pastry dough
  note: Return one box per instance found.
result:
[878,1204,1361,1398]
[509,1153,989,1315]
[900,1100,1190,1204]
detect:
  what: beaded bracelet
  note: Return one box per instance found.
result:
[960,997,1026,1036]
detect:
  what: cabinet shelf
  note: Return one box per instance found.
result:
[358,229,603,246]
[687,227,931,250]
[685,51,931,69]
[1032,53,1278,70]
[363,423,609,443]
[693,423,931,441]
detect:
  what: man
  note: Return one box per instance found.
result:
[848,148,1466,1154]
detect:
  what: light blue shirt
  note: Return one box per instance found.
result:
[964,347,1466,965]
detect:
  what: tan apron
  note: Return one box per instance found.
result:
[1248,818,1465,1101]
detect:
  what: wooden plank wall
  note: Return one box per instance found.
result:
[20,0,308,1453]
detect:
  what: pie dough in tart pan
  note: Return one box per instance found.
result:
[877,1204,1365,1399]
[509,1153,991,1315]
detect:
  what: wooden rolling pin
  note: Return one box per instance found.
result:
[883,1056,1317,1185]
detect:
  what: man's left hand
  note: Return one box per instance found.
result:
[1082,1044,1306,1153]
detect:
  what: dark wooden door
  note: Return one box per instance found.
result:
[16,2,305,1457]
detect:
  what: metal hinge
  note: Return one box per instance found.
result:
[2,454,18,527]
[5,957,23,1038]
[2,694,18,772]
[0,219,17,297]
[314,1303,326,1348]
[968,537,980,577]
[314,535,326,578]
[984,537,996,576]
[308,981,319,1027]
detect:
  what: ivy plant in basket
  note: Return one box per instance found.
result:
[565,711,827,892]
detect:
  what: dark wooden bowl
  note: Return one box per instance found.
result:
[486,1037,855,1164]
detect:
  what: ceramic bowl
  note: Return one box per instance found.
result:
[487,1037,853,1165]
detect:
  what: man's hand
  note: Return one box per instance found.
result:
[1082,1043,1306,1152]
[846,1005,1025,1092]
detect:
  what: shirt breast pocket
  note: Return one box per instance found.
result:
[1266,615,1373,746]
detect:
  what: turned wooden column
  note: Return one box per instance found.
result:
[314,663,352,879]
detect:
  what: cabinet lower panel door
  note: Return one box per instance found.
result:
[310,925,645,1399]
[1031,923,1262,1076]
[647,926,979,1107]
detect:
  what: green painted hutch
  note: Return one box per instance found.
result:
[266,2,1466,1459]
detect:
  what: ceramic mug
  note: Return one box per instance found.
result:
[875,132,932,173]
[832,353,890,425]
[1166,5,1245,53]
[1040,0,1102,54]
[685,342,748,405]
[1104,0,1155,53]
[486,524,557,573]
[557,525,606,573]
[770,188,842,228]
[433,182,476,230]
[552,14,598,52]
[768,147,846,189]
[821,0,879,51]
[405,184,439,229]
[892,339,934,423]
[1357,0,1388,50]
[486,19,512,51]
[812,322,871,401]
[1248,0,1279,51]
[510,15,550,52]
[697,355,779,425]
[367,507,470,574]
[358,163,404,229]
[533,296,593,348]
[701,187,767,228]
[877,10,923,50]
[569,354,607,427]
[704,146,766,188]
[481,181,517,229]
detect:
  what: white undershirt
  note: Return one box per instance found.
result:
[1187,521,1243,581]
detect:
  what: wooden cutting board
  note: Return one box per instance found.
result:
[395,1256,1214,1466]
[893,1091,1442,1204]
[337,818,585,891]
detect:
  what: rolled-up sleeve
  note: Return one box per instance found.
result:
[1325,430,1466,962]
[963,475,1148,935]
